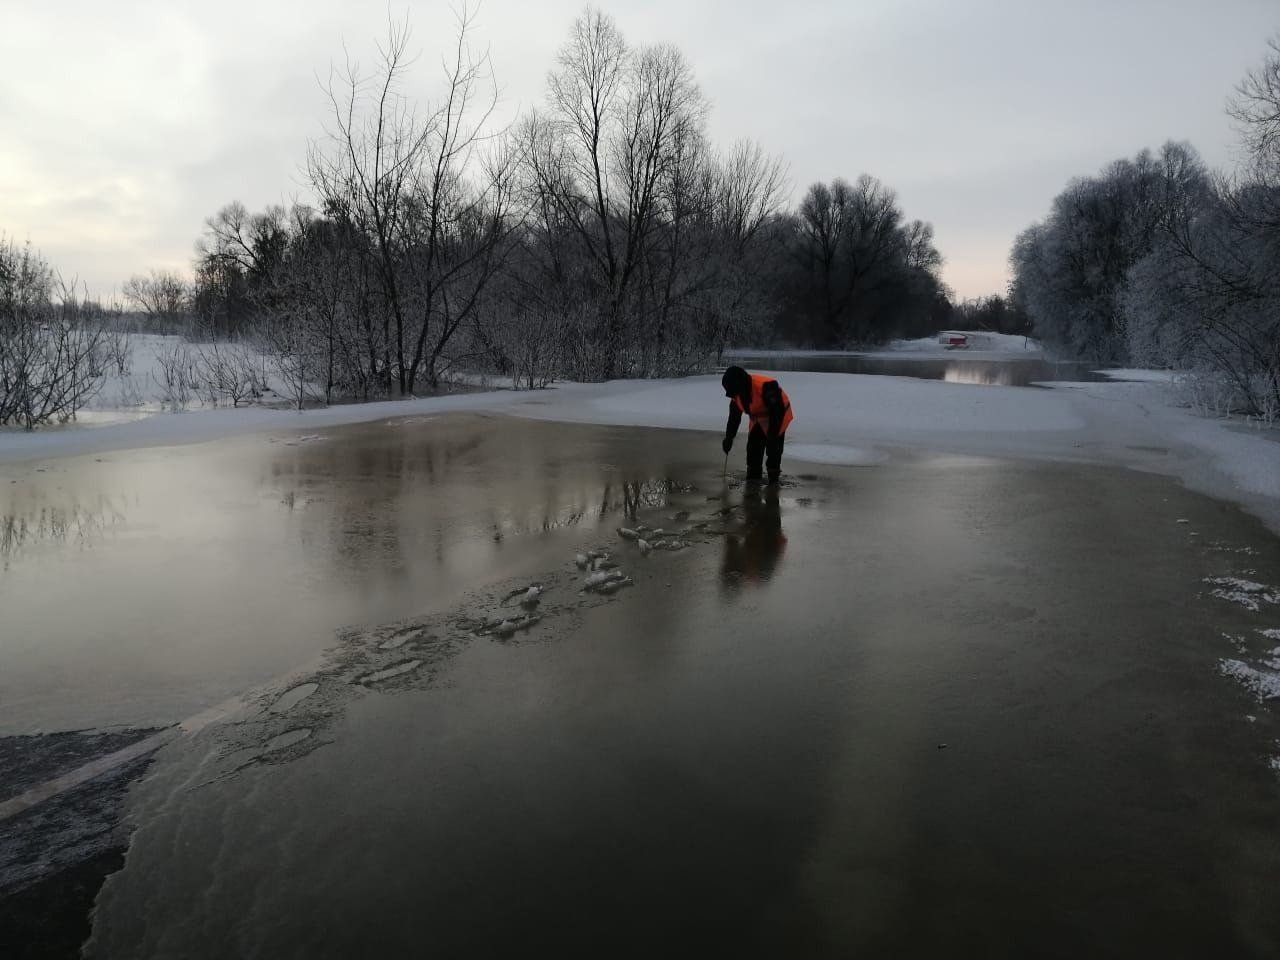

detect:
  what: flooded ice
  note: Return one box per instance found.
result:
[0,415,738,734]
[3,414,1280,956]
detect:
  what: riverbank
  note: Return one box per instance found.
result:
[4,369,1279,535]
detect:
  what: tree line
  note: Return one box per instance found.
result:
[126,8,952,407]
[1011,37,1280,420]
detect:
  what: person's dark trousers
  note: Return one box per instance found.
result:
[746,426,785,481]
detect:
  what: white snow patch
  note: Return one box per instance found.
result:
[581,373,1084,438]
[1207,543,1260,555]
[1224,633,1249,653]
[1204,577,1280,611]
[1219,659,1280,700]
[785,443,887,466]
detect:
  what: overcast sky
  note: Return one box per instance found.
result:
[1,0,1275,301]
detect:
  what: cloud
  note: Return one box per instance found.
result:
[0,0,1275,300]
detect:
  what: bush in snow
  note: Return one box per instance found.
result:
[0,238,114,429]
[191,340,267,408]
[152,340,196,408]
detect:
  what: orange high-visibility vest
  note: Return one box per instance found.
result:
[733,374,794,435]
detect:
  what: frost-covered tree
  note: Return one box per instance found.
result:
[1114,38,1280,419]
[1123,186,1280,418]
[122,270,190,333]
[0,238,112,429]
[1010,141,1210,363]
[1229,35,1280,184]
[1041,36,1280,419]
[307,8,520,395]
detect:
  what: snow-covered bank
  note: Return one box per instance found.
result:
[729,332,1044,363]
[4,368,1280,534]
[509,373,1280,532]
[877,331,1042,356]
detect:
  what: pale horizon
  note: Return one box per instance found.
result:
[2,0,1275,303]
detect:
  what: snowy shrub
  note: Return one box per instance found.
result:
[0,238,112,429]
[1168,369,1242,418]
[104,327,132,378]
[1246,372,1280,427]
[152,341,196,408]
[191,340,266,407]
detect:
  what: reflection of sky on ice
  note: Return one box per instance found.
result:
[943,363,1016,387]
[0,493,128,568]
[31,418,1280,957]
[0,417,733,733]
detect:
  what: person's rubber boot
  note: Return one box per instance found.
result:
[767,471,780,486]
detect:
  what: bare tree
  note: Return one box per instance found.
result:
[520,9,710,377]
[1228,35,1280,182]
[122,269,190,332]
[0,238,111,429]
[191,340,265,407]
[511,9,786,378]
[252,207,347,408]
[152,340,196,408]
[307,6,517,396]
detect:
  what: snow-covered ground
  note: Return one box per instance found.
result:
[86,334,185,416]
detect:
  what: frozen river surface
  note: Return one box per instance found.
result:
[2,415,1280,957]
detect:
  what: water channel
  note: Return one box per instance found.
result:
[2,414,1277,956]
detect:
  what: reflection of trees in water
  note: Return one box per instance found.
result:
[0,497,128,568]
[263,431,520,583]
[621,479,695,520]
[489,478,696,540]
[262,426,705,579]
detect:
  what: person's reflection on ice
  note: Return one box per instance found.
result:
[720,485,786,592]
